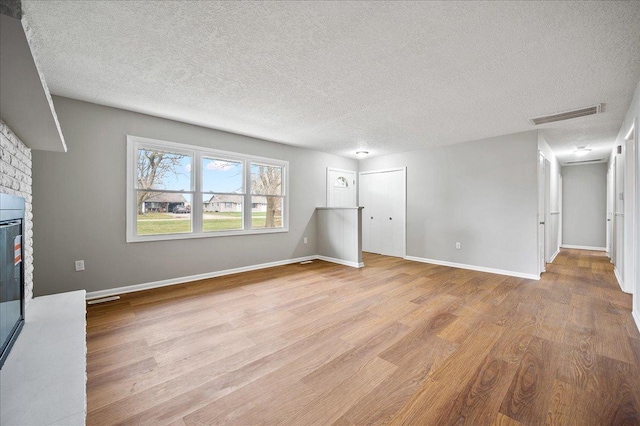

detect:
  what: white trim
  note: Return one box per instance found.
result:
[359,167,406,175]
[613,267,629,293]
[404,256,540,280]
[316,255,364,268]
[549,249,560,264]
[86,255,316,300]
[561,244,607,251]
[85,254,366,300]
[633,309,640,334]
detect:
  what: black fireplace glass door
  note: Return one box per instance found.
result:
[0,221,23,352]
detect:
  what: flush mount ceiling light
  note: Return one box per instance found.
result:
[529,104,602,125]
[574,146,592,157]
[356,151,369,155]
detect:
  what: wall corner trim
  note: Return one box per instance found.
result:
[316,256,364,269]
[613,267,629,294]
[403,256,540,280]
[633,309,640,334]
[85,254,362,300]
[549,249,560,264]
[560,244,606,251]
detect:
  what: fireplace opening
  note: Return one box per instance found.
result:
[0,193,25,369]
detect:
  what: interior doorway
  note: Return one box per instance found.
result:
[624,122,636,296]
[359,168,406,258]
[538,153,548,274]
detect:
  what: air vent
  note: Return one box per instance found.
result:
[565,158,603,165]
[529,104,602,125]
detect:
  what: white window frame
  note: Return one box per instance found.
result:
[126,135,289,243]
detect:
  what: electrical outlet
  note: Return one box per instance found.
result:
[304,237,308,244]
[75,260,85,271]
[455,242,461,250]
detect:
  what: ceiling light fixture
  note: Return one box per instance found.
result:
[356,151,369,155]
[574,146,592,157]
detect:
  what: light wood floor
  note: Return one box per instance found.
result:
[86,249,640,425]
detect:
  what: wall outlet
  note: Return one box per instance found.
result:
[455,242,461,250]
[304,237,308,244]
[75,260,85,271]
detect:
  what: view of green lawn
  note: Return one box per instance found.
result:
[137,212,281,235]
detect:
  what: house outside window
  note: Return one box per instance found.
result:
[126,135,288,242]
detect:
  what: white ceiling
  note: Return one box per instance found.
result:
[22,1,640,162]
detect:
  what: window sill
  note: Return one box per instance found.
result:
[126,227,288,243]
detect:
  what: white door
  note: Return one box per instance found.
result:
[607,165,613,255]
[538,154,546,274]
[327,168,356,207]
[558,174,563,250]
[615,154,625,283]
[360,173,373,252]
[544,158,552,262]
[360,168,406,258]
[624,133,635,294]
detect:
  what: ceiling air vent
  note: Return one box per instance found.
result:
[564,158,603,165]
[529,104,602,125]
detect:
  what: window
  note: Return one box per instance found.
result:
[127,136,288,242]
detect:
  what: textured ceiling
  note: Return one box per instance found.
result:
[21,1,640,162]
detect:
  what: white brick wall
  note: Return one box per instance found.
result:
[0,119,33,306]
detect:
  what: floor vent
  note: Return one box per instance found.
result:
[565,158,603,165]
[529,104,601,125]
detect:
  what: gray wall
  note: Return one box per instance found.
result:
[359,131,539,277]
[561,163,607,248]
[32,97,357,296]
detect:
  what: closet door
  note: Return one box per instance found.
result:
[385,169,406,257]
[359,169,406,257]
[360,173,373,252]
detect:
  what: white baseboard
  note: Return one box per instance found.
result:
[548,249,560,264]
[403,256,539,280]
[633,309,640,334]
[561,244,606,251]
[86,255,317,300]
[316,255,364,269]
[85,254,367,300]
[613,267,630,294]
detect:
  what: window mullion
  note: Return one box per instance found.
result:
[193,152,202,233]
[244,159,251,230]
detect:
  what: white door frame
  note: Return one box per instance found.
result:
[538,152,547,275]
[623,128,637,293]
[624,120,637,296]
[359,167,407,258]
[558,174,563,251]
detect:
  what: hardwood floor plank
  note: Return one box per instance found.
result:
[435,356,519,425]
[342,337,457,426]
[499,337,562,425]
[85,249,640,425]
